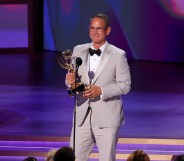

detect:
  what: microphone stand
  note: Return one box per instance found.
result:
[70,57,82,152]
[73,66,79,152]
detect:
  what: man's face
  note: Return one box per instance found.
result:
[89,18,111,46]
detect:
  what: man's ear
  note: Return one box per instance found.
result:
[106,26,111,35]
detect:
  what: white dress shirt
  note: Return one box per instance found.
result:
[89,42,106,83]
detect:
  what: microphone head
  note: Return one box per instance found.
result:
[76,57,82,66]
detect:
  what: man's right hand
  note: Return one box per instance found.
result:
[66,71,76,85]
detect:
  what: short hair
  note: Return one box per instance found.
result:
[53,146,75,161]
[127,150,150,161]
[23,157,38,161]
[90,13,110,28]
[172,154,184,161]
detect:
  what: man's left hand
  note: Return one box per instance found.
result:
[83,85,102,99]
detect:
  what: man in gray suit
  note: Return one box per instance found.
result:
[66,13,131,161]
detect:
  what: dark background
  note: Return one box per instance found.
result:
[1,0,184,63]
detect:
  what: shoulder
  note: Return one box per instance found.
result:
[73,43,90,51]
[107,43,126,57]
[72,43,90,57]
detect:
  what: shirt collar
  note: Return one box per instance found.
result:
[90,41,107,54]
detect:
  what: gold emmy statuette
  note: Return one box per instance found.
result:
[57,49,88,96]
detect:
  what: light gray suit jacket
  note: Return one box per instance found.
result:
[72,42,131,128]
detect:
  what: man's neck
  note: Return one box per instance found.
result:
[92,42,106,49]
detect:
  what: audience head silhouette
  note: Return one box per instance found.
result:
[127,150,150,161]
[172,154,184,161]
[53,146,75,161]
[45,149,57,161]
[23,157,38,161]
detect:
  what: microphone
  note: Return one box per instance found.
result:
[74,57,82,74]
[70,56,82,72]
[75,57,82,67]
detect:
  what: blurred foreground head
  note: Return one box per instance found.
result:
[127,150,150,161]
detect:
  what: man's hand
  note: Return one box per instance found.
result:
[83,85,102,99]
[66,71,76,85]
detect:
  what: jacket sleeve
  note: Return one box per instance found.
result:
[101,52,131,100]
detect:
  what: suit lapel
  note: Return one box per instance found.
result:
[92,43,112,84]
[80,48,90,84]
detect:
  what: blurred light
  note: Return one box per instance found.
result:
[161,0,184,18]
